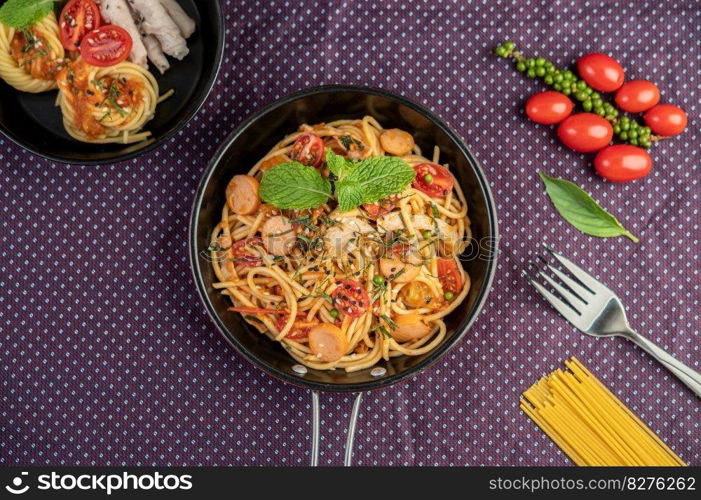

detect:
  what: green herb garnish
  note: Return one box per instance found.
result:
[0,0,55,29]
[260,149,415,212]
[539,172,639,242]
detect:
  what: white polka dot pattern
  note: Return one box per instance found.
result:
[1,0,699,466]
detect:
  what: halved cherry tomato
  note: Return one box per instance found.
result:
[557,113,613,152]
[230,237,263,268]
[594,145,652,182]
[412,163,454,198]
[59,0,101,51]
[437,258,462,295]
[614,80,660,113]
[577,53,624,92]
[290,133,325,168]
[525,91,574,125]
[79,25,132,67]
[644,104,687,137]
[331,279,370,318]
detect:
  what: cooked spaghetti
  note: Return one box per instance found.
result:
[210,116,473,372]
[521,357,686,466]
[0,11,65,93]
[56,59,160,144]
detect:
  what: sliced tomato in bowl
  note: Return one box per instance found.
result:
[437,258,462,295]
[80,25,133,67]
[59,0,101,51]
[412,163,454,198]
[290,133,325,168]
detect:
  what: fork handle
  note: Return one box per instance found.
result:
[626,330,701,398]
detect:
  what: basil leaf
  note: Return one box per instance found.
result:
[539,172,639,243]
[336,154,415,211]
[0,0,54,29]
[259,162,331,209]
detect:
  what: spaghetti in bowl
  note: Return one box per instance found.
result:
[191,86,498,391]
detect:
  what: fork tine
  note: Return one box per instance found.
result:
[523,271,582,325]
[542,261,593,303]
[537,269,587,306]
[544,246,611,294]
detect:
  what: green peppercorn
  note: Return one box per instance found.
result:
[527,58,536,68]
[639,138,651,148]
[329,308,339,318]
[576,80,587,90]
[563,70,575,80]
[422,230,432,240]
[554,73,564,83]
[620,121,630,131]
[553,83,562,91]
[628,129,638,139]
[527,69,536,78]
[591,95,602,105]
[593,103,604,114]
[590,92,601,101]
[444,291,454,301]
[516,61,526,72]
[596,108,606,117]
[545,62,556,73]
[495,46,507,57]
[640,126,651,136]
[536,67,546,77]
[584,87,593,95]
[423,174,433,183]
[582,99,593,111]
[544,75,554,85]
[575,91,588,101]
[629,138,639,146]
[503,41,515,50]
[619,131,629,140]
[609,109,619,118]
[373,275,385,286]
[620,116,630,125]
[561,87,571,95]
[535,57,546,66]
[613,124,621,134]
[570,83,578,92]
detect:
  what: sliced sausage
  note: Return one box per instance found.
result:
[226,175,260,215]
[261,215,296,256]
[308,323,348,362]
[380,128,415,156]
[391,312,432,342]
[258,155,287,172]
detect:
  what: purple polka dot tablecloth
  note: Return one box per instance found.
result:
[1,0,700,466]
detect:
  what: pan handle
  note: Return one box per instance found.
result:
[310,391,364,466]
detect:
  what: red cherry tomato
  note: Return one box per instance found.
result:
[290,133,325,168]
[332,279,370,318]
[644,104,687,137]
[614,80,660,113]
[362,195,397,218]
[412,163,454,198]
[437,258,462,295]
[58,0,101,51]
[79,25,132,67]
[525,91,574,125]
[557,113,613,152]
[577,53,625,92]
[594,145,652,182]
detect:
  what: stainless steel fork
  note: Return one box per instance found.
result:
[525,246,701,398]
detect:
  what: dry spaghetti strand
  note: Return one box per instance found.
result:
[521,357,686,466]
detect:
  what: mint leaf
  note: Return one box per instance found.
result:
[0,0,55,29]
[259,162,331,209]
[336,155,415,211]
[326,149,355,181]
[539,172,639,242]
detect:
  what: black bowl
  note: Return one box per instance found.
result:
[0,0,223,165]
[190,86,499,392]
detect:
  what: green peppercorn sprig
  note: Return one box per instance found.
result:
[494,41,657,149]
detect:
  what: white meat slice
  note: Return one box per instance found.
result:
[141,34,170,74]
[127,0,189,60]
[99,0,148,67]
[159,0,195,38]
[324,217,375,257]
[377,212,458,243]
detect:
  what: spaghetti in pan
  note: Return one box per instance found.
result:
[210,116,473,372]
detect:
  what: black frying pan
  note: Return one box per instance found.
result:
[188,86,499,464]
[0,0,224,164]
